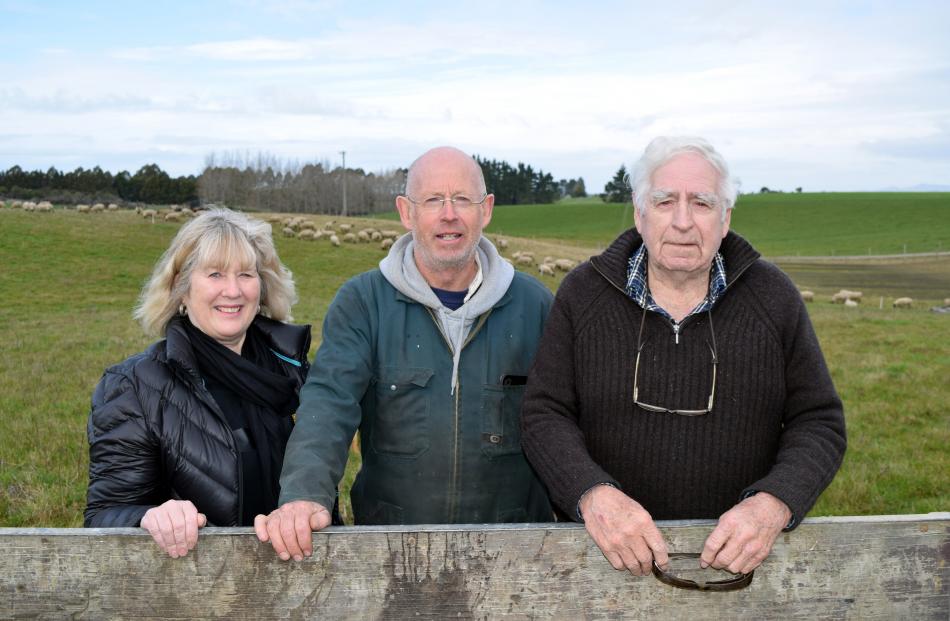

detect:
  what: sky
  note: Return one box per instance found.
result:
[1,0,949,194]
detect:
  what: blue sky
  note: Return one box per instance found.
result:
[2,1,949,193]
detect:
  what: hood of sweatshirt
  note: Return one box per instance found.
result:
[379,232,514,393]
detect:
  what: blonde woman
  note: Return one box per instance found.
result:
[85,208,336,557]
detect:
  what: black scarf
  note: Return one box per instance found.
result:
[180,317,298,524]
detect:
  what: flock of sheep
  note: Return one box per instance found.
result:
[274,216,402,250]
[4,199,945,308]
[798,288,944,309]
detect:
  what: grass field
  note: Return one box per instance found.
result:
[378,192,950,256]
[1,201,948,527]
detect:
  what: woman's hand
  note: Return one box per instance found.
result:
[140,499,208,558]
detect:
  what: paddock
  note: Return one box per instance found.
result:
[1,513,947,619]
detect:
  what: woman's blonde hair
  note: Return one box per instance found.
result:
[134,208,297,337]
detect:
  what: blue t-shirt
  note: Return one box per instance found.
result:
[431,287,468,311]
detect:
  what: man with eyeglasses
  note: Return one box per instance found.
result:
[255,146,554,561]
[521,136,846,578]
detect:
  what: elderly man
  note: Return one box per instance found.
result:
[521,136,846,577]
[256,146,553,561]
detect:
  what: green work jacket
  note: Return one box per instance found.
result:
[280,269,554,524]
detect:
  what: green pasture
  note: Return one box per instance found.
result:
[0,205,948,527]
[379,192,950,256]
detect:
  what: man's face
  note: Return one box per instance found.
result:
[396,150,494,276]
[634,152,731,278]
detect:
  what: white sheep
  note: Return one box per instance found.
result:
[516,255,534,266]
[380,238,394,251]
[371,231,382,241]
[164,211,183,222]
[281,227,296,238]
[554,258,577,272]
[538,263,556,277]
[77,204,91,213]
[844,299,858,308]
[36,201,53,212]
[800,290,814,302]
[339,223,353,233]
[298,229,316,241]
[497,238,509,250]
[343,232,357,243]
[330,234,341,247]
[357,230,370,243]
[107,203,119,211]
[892,297,913,308]
[141,208,157,220]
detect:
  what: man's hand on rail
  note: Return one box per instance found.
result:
[140,499,207,558]
[701,492,791,575]
[254,500,332,561]
[579,484,669,576]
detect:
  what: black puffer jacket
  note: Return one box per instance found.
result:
[84,315,311,527]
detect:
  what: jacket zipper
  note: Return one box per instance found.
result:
[425,306,492,522]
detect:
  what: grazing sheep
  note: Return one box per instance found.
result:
[11,200,23,208]
[516,255,534,266]
[298,229,316,241]
[77,204,91,213]
[371,231,382,241]
[339,223,353,233]
[554,258,577,272]
[844,299,858,308]
[323,220,336,231]
[90,204,105,213]
[22,201,36,211]
[800,290,814,302]
[380,229,400,240]
[330,234,341,247]
[892,297,913,308]
[107,203,119,211]
[313,229,328,240]
[832,289,863,304]
[538,263,556,277]
[944,298,950,307]
[141,208,157,220]
[281,227,296,238]
[180,206,194,216]
[36,201,53,212]
[497,238,509,250]
[164,211,183,222]
[357,230,370,242]
[380,238,394,251]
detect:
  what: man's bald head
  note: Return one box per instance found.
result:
[404,146,487,198]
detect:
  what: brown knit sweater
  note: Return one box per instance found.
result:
[521,229,846,527]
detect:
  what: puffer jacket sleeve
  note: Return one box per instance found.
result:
[85,362,165,527]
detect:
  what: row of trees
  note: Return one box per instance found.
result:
[198,152,404,215]
[0,164,198,205]
[3,156,625,212]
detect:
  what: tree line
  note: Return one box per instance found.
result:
[2,155,631,212]
[0,164,198,205]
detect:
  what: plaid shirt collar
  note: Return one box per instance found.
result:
[625,244,727,321]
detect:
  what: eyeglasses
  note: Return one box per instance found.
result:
[404,194,488,213]
[633,309,717,416]
[652,552,754,591]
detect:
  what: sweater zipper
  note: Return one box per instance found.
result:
[591,256,757,344]
[425,306,492,522]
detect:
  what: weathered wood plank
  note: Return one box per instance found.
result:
[1,514,947,620]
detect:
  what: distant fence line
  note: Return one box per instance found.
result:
[1,513,947,619]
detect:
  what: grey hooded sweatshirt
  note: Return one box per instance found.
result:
[380,233,514,394]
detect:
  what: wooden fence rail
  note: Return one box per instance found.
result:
[2,513,947,620]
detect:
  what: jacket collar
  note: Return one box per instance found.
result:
[590,228,761,292]
[163,315,311,376]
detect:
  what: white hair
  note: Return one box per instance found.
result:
[630,136,737,223]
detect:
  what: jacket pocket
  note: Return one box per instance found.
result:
[480,380,526,458]
[371,366,434,458]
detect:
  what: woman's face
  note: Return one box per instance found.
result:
[182,262,261,354]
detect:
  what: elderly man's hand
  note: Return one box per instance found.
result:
[579,485,669,576]
[701,492,791,574]
[254,500,332,561]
